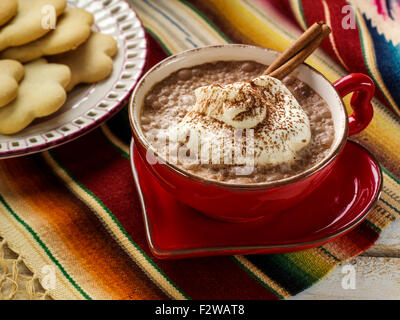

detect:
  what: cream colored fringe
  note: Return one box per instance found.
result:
[0,237,52,300]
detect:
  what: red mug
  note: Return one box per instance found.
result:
[129,45,375,222]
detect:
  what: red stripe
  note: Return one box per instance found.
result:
[144,31,169,71]
[342,221,379,254]
[321,1,368,72]
[265,0,299,23]
[51,130,278,300]
[296,0,393,109]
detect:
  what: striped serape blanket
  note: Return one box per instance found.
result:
[0,0,399,300]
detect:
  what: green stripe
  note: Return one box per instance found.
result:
[297,0,308,28]
[319,247,341,263]
[274,254,318,283]
[178,0,232,43]
[380,198,400,216]
[243,0,298,41]
[358,210,380,234]
[231,256,284,299]
[106,106,134,146]
[372,96,400,127]
[144,26,173,55]
[101,125,130,159]
[364,219,382,233]
[383,166,400,186]
[286,252,334,280]
[46,151,190,300]
[0,194,91,300]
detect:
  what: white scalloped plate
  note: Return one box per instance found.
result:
[0,0,147,158]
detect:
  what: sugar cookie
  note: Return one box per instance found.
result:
[49,32,118,91]
[0,8,94,62]
[0,60,24,108]
[0,0,67,51]
[0,59,71,135]
[0,0,18,26]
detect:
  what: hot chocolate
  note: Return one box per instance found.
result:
[141,60,335,184]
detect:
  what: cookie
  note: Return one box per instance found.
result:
[0,0,67,51]
[49,32,118,91]
[0,8,94,63]
[0,0,18,26]
[0,59,71,135]
[0,60,24,108]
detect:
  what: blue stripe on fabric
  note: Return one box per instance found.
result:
[186,37,198,48]
[380,198,400,216]
[141,0,200,49]
[364,13,400,110]
[142,0,191,37]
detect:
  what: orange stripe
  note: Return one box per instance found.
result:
[322,221,376,261]
[0,157,167,300]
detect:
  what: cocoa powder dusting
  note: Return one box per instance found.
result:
[141,61,334,184]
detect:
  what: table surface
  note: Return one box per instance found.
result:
[291,216,400,299]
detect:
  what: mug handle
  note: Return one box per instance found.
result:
[333,73,375,136]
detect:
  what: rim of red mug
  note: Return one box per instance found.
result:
[129,44,351,190]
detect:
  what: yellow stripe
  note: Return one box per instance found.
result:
[131,0,226,54]
[164,0,227,43]
[101,125,130,155]
[145,21,180,52]
[41,152,187,300]
[365,169,400,230]
[382,175,400,205]
[131,0,183,52]
[209,0,292,51]
[286,250,335,278]
[234,255,291,299]
[366,206,392,231]
[360,109,400,166]
[289,0,308,30]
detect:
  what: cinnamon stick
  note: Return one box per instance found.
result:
[264,22,331,80]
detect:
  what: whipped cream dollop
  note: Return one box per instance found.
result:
[169,75,311,166]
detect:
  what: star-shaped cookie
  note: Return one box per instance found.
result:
[0,60,24,108]
[0,8,94,62]
[0,0,67,51]
[0,0,18,26]
[0,59,71,135]
[49,32,118,91]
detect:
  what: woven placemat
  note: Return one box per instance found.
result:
[0,237,51,300]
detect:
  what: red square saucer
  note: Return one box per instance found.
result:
[130,140,382,260]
